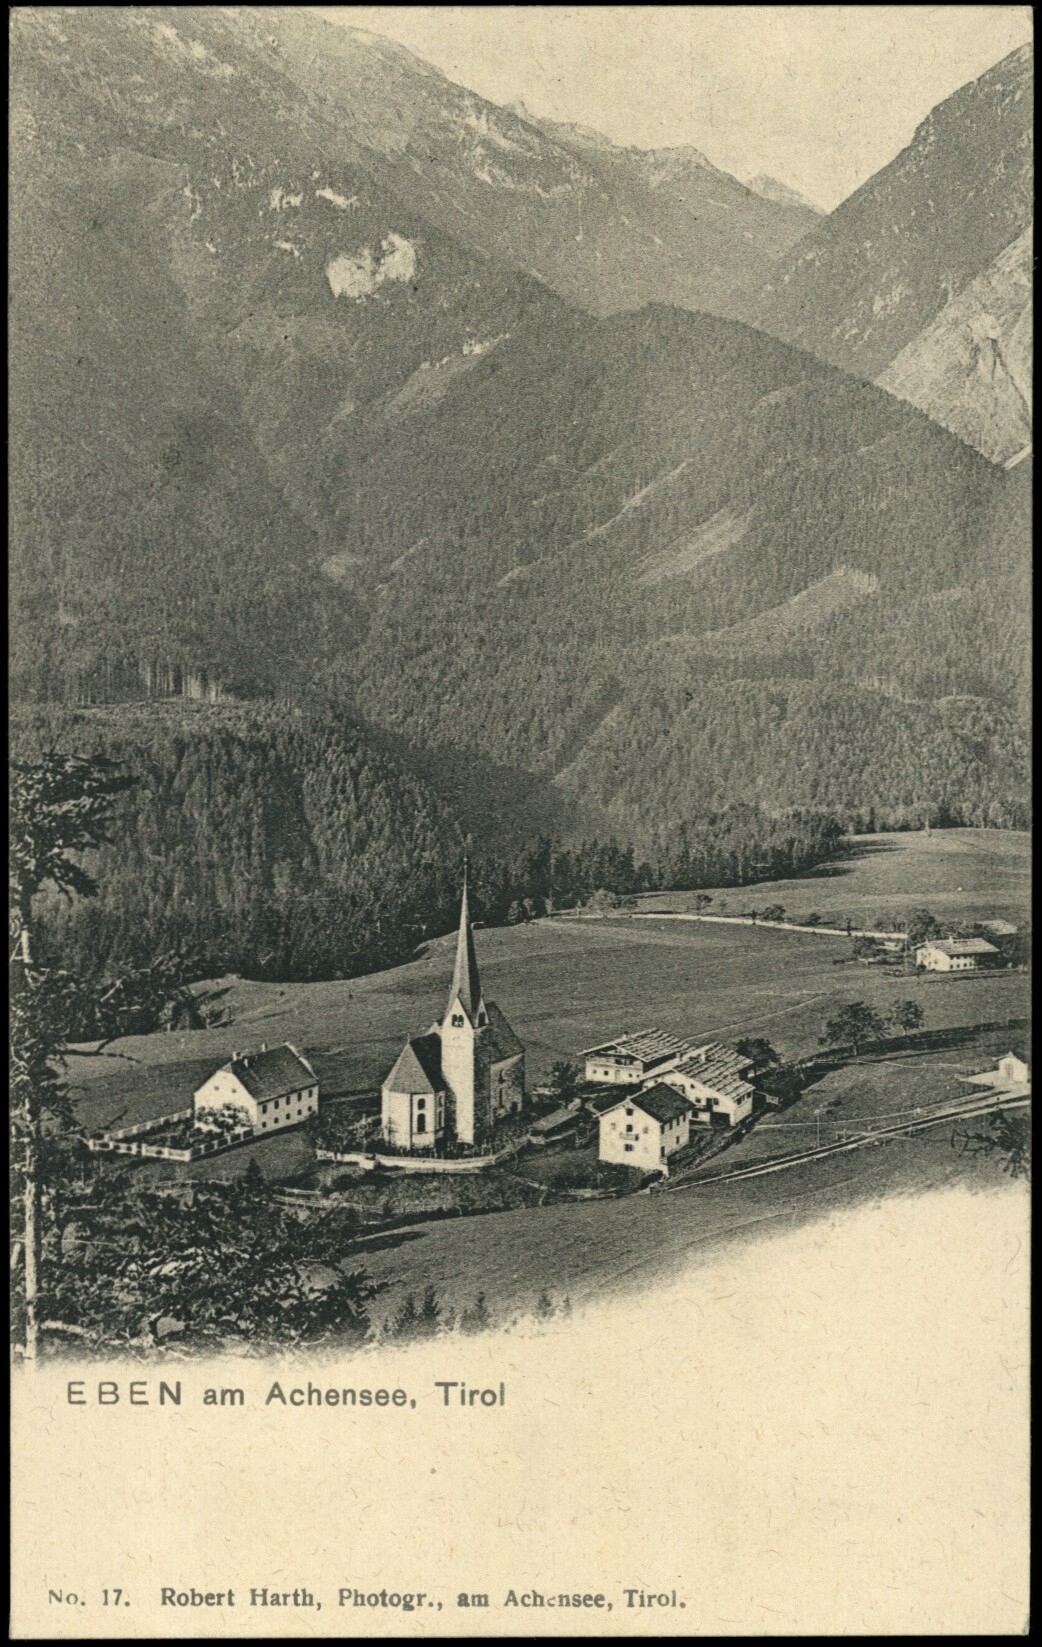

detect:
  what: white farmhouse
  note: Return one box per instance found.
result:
[582,1028,691,1087]
[598,1083,693,1173]
[661,1043,756,1128]
[915,938,1000,972]
[998,1052,1030,1087]
[963,1050,1031,1097]
[193,1042,318,1135]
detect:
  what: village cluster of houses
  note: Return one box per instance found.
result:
[531,1030,759,1174]
[93,879,1027,1176]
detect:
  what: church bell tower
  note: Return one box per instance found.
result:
[439,869,492,1143]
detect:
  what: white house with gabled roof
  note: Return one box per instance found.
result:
[193,1042,318,1135]
[598,1083,694,1174]
[915,938,1000,972]
[660,1043,756,1127]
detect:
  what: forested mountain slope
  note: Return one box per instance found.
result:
[335,302,1028,831]
[11,703,848,991]
[8,9,1031,847]
[236,7,817,317]
[9,3,564,702]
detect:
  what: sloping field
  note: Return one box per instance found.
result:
[72,896,1028,1135]
[695,1022,1030,1172]
[358,1109,1021,1319]
[636,828,1031,930]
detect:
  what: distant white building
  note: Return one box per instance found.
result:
[963,1051,1031,1096]
[915,938,1000,972]
[598,1084,693,1174]
[582,1029,691,1087]
[193,1043,318,1135]
[661,1043,756,1127]
[998,1052,1030,1087]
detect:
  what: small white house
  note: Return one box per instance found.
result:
[661,1043,756,1127]
[598,1084,693,1173]
[193,1043,318,1135]
[915,938,1000,972]
[998,1052,1030,1088]
[582,1029,691,1087]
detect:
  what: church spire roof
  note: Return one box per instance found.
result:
[449,865,482,1020]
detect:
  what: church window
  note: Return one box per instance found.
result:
[416,1097,426,1110]
[416,1113,426,1135]
[451,1013,464,1028]
[478,1011,486,1026]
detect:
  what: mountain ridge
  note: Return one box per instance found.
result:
[748,42,1032,461]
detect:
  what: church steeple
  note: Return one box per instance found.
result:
[449,864,482,1021]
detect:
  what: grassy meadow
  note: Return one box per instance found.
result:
[636,827,1030,929]
[70,830,1029,1195]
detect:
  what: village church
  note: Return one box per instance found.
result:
[381,875,525,1150]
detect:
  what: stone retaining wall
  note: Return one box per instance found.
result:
[316,1138,525,1175]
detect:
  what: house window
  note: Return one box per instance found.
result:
[625,1107,634,1117]
[624,1143,634,1153]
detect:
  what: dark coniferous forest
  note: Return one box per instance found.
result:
[11,706,847,992]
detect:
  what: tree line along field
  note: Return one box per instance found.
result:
[635,828,1031,930]
[70,829,1030,1164]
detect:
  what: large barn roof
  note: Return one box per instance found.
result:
[924,938,999,956]
[581,1028,690,1064]
[674,1043,755,1100]
[226,1043,315,1101]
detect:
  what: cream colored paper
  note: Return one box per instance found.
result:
[10,1187,1030,1637]
[9,7,1032,1638]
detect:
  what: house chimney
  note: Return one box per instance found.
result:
[260,1041,267,1053]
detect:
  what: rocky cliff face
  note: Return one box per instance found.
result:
[749,44,1033,391]
[237,5,814,318]
[878,226,1032,465]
